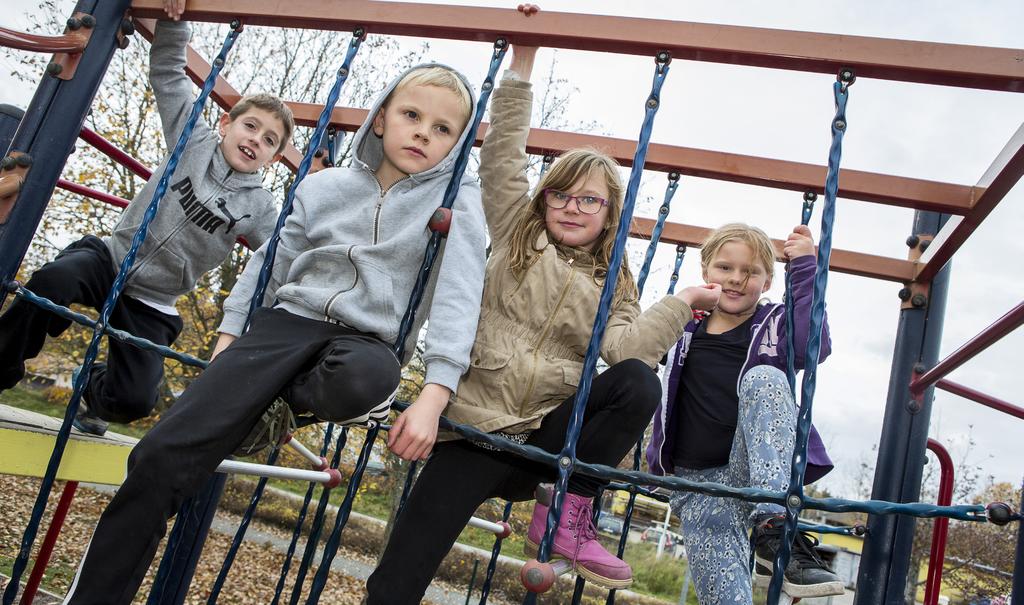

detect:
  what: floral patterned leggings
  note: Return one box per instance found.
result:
[669,365,797,605]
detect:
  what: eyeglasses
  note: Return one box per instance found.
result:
[542,189,609,215]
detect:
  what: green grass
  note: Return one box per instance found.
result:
[0,553,79,597]
[1,383,150,439]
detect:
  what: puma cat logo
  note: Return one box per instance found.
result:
[169,177,250,235]
[216,198,251,234]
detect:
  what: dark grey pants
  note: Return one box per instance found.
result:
[366,359,661,605]
[66,307,401,605]
[0,235,182,422]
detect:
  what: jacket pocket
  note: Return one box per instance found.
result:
[561,362,583,388]
[117,227,190,294]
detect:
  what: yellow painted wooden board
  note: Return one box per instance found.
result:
[0,404,135,485]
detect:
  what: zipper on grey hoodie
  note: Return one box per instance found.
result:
[125,169,235,283]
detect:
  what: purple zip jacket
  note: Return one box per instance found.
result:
[645,254,834,484]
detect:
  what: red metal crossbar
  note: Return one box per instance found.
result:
[911,301,1024,394]
[57,178,129,208]
[78,128,153,181]
[936,378,1024,420]
[19,481,78,605]
[129,0,1024,92]
[924,440,954,605]
[0,25,88,54]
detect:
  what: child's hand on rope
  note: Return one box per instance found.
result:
[162,0,186,21]
[677,283,722,311]
[387,383,450,461]
[784,224,816,259]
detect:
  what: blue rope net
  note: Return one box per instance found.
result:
[530,51,672,594]
[299,37,509,605]
[666,244,686,295]
[204,28,367,594]
[269,423,336,605]
[1,21,244,605]
[767,71,853,605]
[783,191,817,394]
[477,501,514,605]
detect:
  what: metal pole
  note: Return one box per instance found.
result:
[146,475,227,605]
[0,0,129,301]
[677,567,690,605]
[1012,476,1024,603]
[854,210,952,605]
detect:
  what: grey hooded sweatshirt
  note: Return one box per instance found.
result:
[218,63,488,394]
[104,20,278,308]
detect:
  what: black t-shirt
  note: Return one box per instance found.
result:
[671,316,754,470]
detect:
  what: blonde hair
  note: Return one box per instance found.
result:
[389,66,473,127]
[507,148,638,306]
[228,93,295,154]
[700,223,776,280]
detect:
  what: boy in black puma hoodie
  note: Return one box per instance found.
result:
[0,19,293,435]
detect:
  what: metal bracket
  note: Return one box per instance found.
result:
[0,152,31,224]
[902,234,934,309]
[49,11,95,81]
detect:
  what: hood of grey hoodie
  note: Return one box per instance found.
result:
[220,62,487,379]
[104,129,278,307]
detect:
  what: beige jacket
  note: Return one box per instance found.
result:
[442,77,693,436]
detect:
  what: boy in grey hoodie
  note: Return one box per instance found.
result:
[0,19,294,436]
[63,64,487,604]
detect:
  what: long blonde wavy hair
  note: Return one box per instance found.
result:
[506,148,639,306]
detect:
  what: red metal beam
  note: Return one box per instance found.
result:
[19,481,78,605]
[924,440,953,605]
[915,122,1024,283]
[57,178,130,208]
[262,98,975,215]
[936,378,1024,421]
[911,301,1024,394]
[630,216,915,283]
[129,0,1024,92]
[0,25,88,54]
[78,127,153,181]
[141,14,979,216]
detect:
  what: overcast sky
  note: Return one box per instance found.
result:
[1,1,1021,499]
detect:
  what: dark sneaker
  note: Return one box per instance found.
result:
[753,515,845,598]
[234,397,295,457]
[70,366,109,436]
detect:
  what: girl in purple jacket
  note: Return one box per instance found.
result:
[645,223,843,603]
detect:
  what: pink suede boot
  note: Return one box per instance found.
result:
[525,491,632,588]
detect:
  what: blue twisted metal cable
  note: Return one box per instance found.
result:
[395,460,419,518]
[599,171,680,603]
[635,172,680,295]
[270,423,335,605]
[1,23,242,605]
[665,245,686,295]
[5,283,208,369]
[767,71,853,605]
[288,427,348,605]
[532,51,672,580]
[304,425,380,604]
[538,153,554,178]
[783,192,817,394]
[243,28,365,331]
[206,28,366,592]
[207,446,281,603]
[299,39,510,605]
[385,400,994,523]
[477,501,514,605]
[393,37,507,360]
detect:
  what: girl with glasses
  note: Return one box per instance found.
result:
[366,6,719,602]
